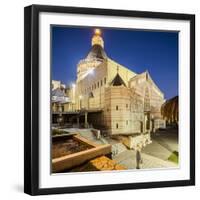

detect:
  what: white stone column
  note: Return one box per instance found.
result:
[85,111,88,128]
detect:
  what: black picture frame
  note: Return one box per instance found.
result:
[24,4,195,196]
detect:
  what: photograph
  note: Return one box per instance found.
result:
[51,26,179,173]
[24,5,195,195]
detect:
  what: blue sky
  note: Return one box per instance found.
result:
[52,26,178,99]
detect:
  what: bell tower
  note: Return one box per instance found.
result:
[91,29,104,48]
[77,29,106,82]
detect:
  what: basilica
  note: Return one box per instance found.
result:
[52,29,166,137]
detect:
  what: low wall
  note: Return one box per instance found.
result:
[52,134,111,173]
[117,133,152,150]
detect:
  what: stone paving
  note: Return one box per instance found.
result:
[141,153,177,169]
[112,143,127,157]
[152,129,178,152]
[143,127,178,161]
[142,140,172,160]
[113,128,178,169]
[113,150,176,169]
[62,127,179,170]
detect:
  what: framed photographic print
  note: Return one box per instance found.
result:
[24,4,195,195]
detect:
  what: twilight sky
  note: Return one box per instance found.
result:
[52,26,178,100]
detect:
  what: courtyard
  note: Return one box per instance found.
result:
[52,126,178,172]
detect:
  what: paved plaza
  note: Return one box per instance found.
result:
[143,127,178,160]
[113,150,176,169]
[113,127,178,169]
[62,127,178,170]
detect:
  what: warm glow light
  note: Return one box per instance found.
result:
[79,95,83,99]
[72,83,76,88]
[88,68,94,75]
[94,28,101,35]
[82,68,94,79]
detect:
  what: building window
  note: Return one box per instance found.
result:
[92,85,93,90]
[116,105,118,110]
[126,104,128,108]
[94,83,96,89]
[104,77,106,84]
[116,123,118,129]
[126,120,128,125]
[97,82,99,88]
[101,80,103,86]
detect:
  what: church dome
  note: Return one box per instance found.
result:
[86,44,107,60]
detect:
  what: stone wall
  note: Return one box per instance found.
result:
[104,86,131,135]
[75,62,107,110]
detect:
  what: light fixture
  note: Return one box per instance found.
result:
[94,28,101,35]
[88,68,94,75]
[72,83,76,88]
